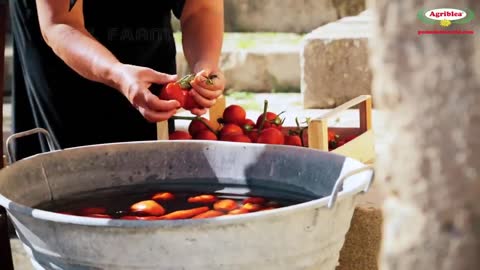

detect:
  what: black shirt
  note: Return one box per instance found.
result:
[9,0,184,160]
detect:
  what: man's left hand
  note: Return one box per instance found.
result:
[189,69,226,116]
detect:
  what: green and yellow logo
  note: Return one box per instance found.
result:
[418,8,475,27]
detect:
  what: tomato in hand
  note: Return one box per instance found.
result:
[159,83,185,108]
[223,105,246,125]
[183,91,203,111]
[257,128,285,145]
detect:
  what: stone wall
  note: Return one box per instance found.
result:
[172,0,367,33]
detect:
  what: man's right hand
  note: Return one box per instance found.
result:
[112,63,181,123]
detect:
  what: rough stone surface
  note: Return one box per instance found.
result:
[223,0,337,33]
[171,0,366,33]
[301,10,373,109]
[336,183,384,270]
[333,0,367,18]
[370,0,480,270]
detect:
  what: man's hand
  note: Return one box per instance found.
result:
[189,69,226,115]
[112,64,181,122]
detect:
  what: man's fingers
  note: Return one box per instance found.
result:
[190,80,223,100]
[190,90,216,108]
[138,107,177,123]
[191,107,208,116]
[144,91,181,111]
[194,70,226,91]
[144,69,178,85]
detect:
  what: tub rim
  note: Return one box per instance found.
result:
[0,140,373,228]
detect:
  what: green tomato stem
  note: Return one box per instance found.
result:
[258,100,269,132]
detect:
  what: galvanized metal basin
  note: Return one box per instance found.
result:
[0,139,373,270]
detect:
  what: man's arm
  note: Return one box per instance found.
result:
[180,0,223,73]
[36,0,123,90]
[35,0,180,122]
[180,0,225,110]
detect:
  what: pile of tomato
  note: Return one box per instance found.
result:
[168,103,355,151]
[59,193,279,220]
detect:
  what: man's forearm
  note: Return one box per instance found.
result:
[43,24,124,91]
[181,0,224,73]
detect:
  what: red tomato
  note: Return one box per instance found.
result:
[257,128,285,145]
[159,83,185,108]
[130,200,165,216]
[169,131,192,140]
[219,124,244,138]
[78,207,107,216]
[192,210,224,219]
[246,129,259,143]
[243,197,266,204]
[86,214,112,219]
[242,203,263,212]
[223,105,246,125]
[284,135,302,147]
[183,91,202,110]
[221,134,252,143]
[152,192,175,201]
[328,130,338,142]
[242,119,256,133]
[256,112,283,130]
[188,117,214,136]
[213,199,238,212]
[228,208,249,215]
[121,216,162,221]
[194,130,218,141]
[188,194,218,204]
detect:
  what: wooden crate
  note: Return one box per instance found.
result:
[157,95,375,164]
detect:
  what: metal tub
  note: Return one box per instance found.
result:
[0,129,373,270]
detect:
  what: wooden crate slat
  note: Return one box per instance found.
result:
[332,130,375,164]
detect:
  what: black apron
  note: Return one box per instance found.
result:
[9,0,184,161]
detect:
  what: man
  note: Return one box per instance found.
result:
[9,0,225,160]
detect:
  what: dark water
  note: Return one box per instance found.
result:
[35,182,316,219]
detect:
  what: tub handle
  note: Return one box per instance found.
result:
[327,165,375,208]
[5,128,59,165]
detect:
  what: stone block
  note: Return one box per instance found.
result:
[301,10,373,108]
[336,180,385,270]
[172,0,367,33]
